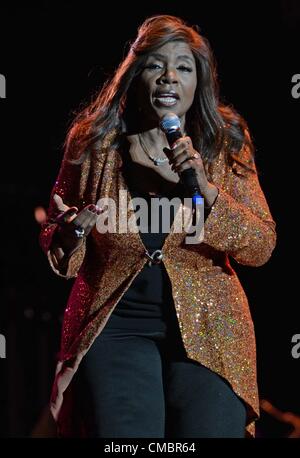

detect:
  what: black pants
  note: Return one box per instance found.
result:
[73,323,246,438]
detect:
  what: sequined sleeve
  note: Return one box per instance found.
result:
[203,144,276,266]
[39,135,88,279]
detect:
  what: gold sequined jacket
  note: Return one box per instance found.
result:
[40,131,276,437]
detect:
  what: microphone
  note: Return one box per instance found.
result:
[159,113,203,205]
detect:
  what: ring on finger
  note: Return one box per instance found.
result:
[74,226,85,238]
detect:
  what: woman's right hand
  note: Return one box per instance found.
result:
[53,193,103,257]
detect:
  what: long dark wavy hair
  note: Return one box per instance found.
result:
[66,15,254,168]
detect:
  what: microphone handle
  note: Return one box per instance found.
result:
[165,129,203,199]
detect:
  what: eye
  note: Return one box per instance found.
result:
[177,65,193,72]
[144,63,163,70]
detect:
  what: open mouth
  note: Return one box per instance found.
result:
[153,92,179,107]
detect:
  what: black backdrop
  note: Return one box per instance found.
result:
[0,0,299,438]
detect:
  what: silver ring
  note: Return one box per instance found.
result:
[74,227,85,238]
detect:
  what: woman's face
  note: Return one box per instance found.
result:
[136,40,197,127]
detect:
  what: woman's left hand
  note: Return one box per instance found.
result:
[164,136,218,207]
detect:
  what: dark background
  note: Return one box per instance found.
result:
[0,0,299,438]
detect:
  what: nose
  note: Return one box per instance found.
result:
[157,67,178,85]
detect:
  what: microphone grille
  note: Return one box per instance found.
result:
[159,113,181,133]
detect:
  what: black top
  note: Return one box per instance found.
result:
[106,181,184,331]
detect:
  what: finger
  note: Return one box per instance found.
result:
[178,136,192,146]
[174,159,196,173]
[73,204,104,228]
[83,214,101,236]
[164,147,188,170]
[172,136,192,150]
[73,212,96,231]
[83,205,106,234]
[71,210,103,238]
[169,139,192,159]
[169,151,190,169]
[53,193,71,212]
[176,158,205,174]
[65,210,78,224]
[55,207,78,225]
